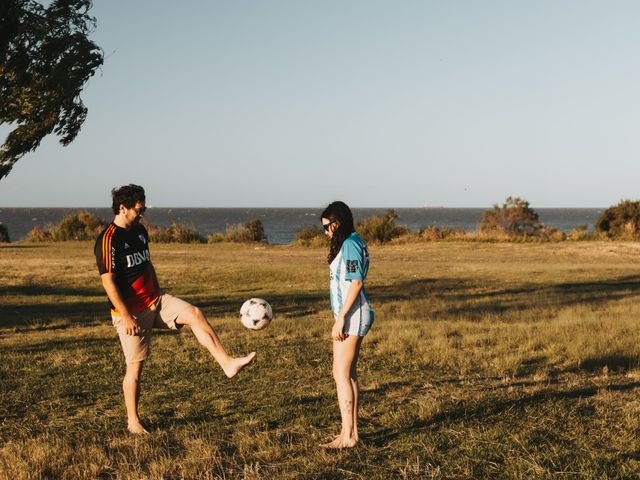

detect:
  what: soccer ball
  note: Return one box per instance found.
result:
[240,298,273,330]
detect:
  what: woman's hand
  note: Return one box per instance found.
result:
[331,280,361,342]
[332,316,348,342]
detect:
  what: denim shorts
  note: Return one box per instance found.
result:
[341,305,374,337]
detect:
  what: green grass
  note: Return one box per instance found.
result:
[2,241,640,479]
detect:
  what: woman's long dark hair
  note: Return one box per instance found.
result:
[321,201,355,264]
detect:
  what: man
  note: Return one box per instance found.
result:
[94,184,255,434]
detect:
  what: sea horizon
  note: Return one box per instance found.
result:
[0,205,609,209]
[0,207,605,244]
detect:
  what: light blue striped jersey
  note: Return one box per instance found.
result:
[329,232,372,320]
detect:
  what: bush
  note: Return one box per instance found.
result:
[26,211,106,241]
[480,197,541,236]
[244,219,267,242]
[357,210,409,244]
[208,219,267,244]
[25,225,51,242]
[595,200,640,238]
[421,225,444,241]
[76,211,106,233]
[538,226,567,242]
[55,213,95,241]
[292,225,328,247]
[568,224,594,241]
[414,226,568,243]
[0,223,9,242]
[453,230,527,242]
[207,233,225,243]
[147,222,205,243]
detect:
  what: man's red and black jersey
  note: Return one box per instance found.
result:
[94,223,160,314]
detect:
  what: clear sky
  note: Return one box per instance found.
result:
[1,0,639,208]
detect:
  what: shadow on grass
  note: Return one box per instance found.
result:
[191,290,328,318]
[194,273,640,321]
[0,300,107,329]
[579,354,638,372]
[367,380,640,447]
[0,289,326,330]
[0,284,103,297]
[368,274,640,321]
[0,335,112,354]
[620,452,640,461]
[4,273,640,330]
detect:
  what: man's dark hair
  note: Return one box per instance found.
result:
[111,184,145,214]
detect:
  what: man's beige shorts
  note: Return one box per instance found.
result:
[111,293,191,364]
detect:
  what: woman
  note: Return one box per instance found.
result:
[320,201,374,449]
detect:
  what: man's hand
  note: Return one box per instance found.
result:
[101,273,140,335]
[123,314,139,336]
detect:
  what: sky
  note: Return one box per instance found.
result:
[1,0,639,208]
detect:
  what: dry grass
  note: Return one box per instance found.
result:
[2,241,640,478]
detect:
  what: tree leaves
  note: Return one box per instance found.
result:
[595,199,640,238]
[0,0,103,179]
[480,197,542,236]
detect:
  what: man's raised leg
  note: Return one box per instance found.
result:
[176,306,255,378]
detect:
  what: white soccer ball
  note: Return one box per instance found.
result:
[240,298,273,330]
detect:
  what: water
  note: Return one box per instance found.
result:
[0,207,604,244]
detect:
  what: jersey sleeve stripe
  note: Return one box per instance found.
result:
[107,225,115,271]
[101,228,107,269]
[102,225,115,272]
[102,226,110,271]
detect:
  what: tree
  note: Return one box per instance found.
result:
[0,223,10,242]
[0,0,103,179]
[480,196,541,236]
[595,199,640,238]
[357,210,409,244]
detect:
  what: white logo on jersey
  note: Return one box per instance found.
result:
[126,249,150,268]
[139,235,146,244]
[124,243,130,249]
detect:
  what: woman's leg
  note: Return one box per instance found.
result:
[322,335,363,448]
[350,338,362,441]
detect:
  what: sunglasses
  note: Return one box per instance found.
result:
[322,221,336,231]
[133,206,147,215]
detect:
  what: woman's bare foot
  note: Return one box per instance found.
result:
[222,352,256,378]
[319,434,341,448]
[127,420,149,435]
[320,434,357,449]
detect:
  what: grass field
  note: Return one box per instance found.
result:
[2,241,640,479]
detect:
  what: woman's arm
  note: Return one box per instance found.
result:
[332,279,363,341]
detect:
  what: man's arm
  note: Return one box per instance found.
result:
[150,263,161,292]
[100,273,139,336]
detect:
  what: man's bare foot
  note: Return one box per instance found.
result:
[320,434,357,449]
[222,352,256,378]
[127,421,149,435]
